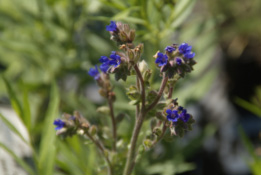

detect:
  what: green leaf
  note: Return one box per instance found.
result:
[0,142,34,175]
[38,82,59,175]
[22,82,31,131]
[0,113,28,145]
[170,0,197,29]
[2,77,24,121]
[234,97,261,117]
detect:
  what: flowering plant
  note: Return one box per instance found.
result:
[54,21,196,175]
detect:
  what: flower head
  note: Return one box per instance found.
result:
[109,51,121,67]
[179,109,190,122]
[155,52,168,66]
[178,43,192,54]
[184,52,196,59]
[53,119,65,130]
[166,106,190,123]
[99,52,122,73]
[165,46,176,53]
[166,109,179,122]
[176,57,182,65]
[88,65,100,80]
[106,21,117,32]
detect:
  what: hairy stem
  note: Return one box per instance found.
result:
[134,64,145,111]
[146,74,169,113]
[123,73,169,175]
[85,131,113,175]
[108,96,117,151]
[135,70,140,118]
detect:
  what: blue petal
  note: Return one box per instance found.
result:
[166,109,172,114]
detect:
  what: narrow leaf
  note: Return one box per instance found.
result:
[38,82,59,175]
[0,142,34,175]
[0,113,29,145]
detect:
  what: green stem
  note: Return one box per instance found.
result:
[146,74,168,113]
[123,73,169,175]
[85,131,113,175]
[108,96,117,151]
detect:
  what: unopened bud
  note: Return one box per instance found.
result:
[89,125,97,136]
[138,60,148,74]
[153,127,162,136]
[129,30,136,42]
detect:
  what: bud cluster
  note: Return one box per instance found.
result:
[154,43,196,78]
[53,111,92,138]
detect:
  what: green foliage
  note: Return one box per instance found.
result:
[239,127,261,175]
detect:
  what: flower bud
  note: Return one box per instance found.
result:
[153,127,162,137]
[89,125,97,136]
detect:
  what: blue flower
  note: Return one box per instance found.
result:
[99,52,121,73]
[155,52,168,66]
[179,109,190,122]
[184,52,195,59]
[165,46,176,53]
[99,56,109,63]
[109,51,121,67]
[178,43,192,54]
[166,107,190,123]
[53,119,65,130]
[88,65,100,80]
[100,62,110,73]
[106,21,117,32]
[166,109,179,122]
[176,57,182,65]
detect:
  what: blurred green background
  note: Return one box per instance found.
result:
[0,0,260,175]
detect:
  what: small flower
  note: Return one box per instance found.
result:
[184,52,195,59]
[176,57,182,65]
[178,43,192,54]
[166,109,179,122]
[100,62,110,73]
[88,65,100,80]
[155,52,168,66]
[99,56,109,63]
[179,109,190,122]
[53,119,65,130]
[109,51,121,67]
[106,21,117,32]
[165,46,176,53]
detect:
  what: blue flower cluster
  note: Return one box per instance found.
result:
[154,43,196,78]
[53,119,65,130]
[178,43,195,59]
[166,106,190,124]
[88,51,122,79]
[99,51,121,73]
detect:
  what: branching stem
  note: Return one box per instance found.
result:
[85,131,113,175]
[123,73,169,175]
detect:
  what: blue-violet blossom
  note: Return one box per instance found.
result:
[88,65,100,80]
[176,58,182,65]
[99,52,121,73]
[166,109,179,122]
[166,107,190,123]
[155,52,168,66]
[53,119,65,130]
[106,21,117,32]
[178,43,195,59]
[165,46,176,53]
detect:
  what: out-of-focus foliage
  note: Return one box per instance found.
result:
[235,87,261,117]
